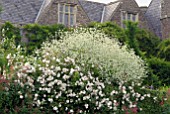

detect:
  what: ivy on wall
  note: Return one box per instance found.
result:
[23,24,66,54]
[0,22,21,46]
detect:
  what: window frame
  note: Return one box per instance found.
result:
[58,3,77,26]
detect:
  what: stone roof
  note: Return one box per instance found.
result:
[79,0,105,22]
[145,0,162,38]
[0,0,44,24]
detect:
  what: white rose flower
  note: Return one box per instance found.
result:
[53,106,58,111]
[140,96,145,100]
[85,104,89,109]
[20,95,23,99]
[66,100,69,103]
[48,98,53,103]
[70,109,74,113]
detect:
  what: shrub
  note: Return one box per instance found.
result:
[136,29,161,57]
[0,82,25,113]
[37,28,147,82]
[13,56,157,114]
[0,22,21,46]
[23,24,66,54]
[137,89,167,113]
[157,38,170,61]
[147,57,170,86]
[88,22,127,43]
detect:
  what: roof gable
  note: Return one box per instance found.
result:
[0,0,44,24]
[79,0,105,22]
[119,0,140,12]
[102,1,120,22]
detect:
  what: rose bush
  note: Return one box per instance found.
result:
[13,56,155,113]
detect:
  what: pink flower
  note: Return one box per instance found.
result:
[131,107,138,114]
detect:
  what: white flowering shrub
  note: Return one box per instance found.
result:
[15,55,155,113]
[37,28,147,82]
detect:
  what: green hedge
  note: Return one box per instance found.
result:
[23,24,66,54]
[0,22,21,46]
[147,57,170,86]
[157,38,170,61]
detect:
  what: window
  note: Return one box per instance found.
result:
[127,13,131,20]
[132,14,136,21]
[121,12,138,28]
[58,4,77,26]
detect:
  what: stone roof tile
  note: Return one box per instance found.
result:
[145,0,162,38]
[0,0,44,23]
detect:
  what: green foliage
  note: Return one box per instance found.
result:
[88,22,127,43]
[0,82,24,113]
[124,21,141,56]
[0,22,21,46]
[0,22,26,75]
[147,57,170,86]
[23,24,66,54]
[136,29,161,57]
[0,81,43,114]
[88,21,161,58]
[138,89,166,113]
[157,38,170,61]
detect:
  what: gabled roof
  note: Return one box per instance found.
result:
[102,1,120,22]
[0,0,44,24]
[145,0,162,38]
[79,0,105,22]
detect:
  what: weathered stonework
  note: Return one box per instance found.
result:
[110,4,121,26]
[161,0,170,39]
[37,1,58,25]
[161,18,170,39]
[109,0,150,30]
[37,0,90,26]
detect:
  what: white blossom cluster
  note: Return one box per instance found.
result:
[30,57,114,113]
[37,28,147,82]
[11,54,155,113]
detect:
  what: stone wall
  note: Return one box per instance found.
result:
[161,18,170,39]
[110,5,121,26]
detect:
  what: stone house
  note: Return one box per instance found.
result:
[0,0,149,27]
[145,0,170,39]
